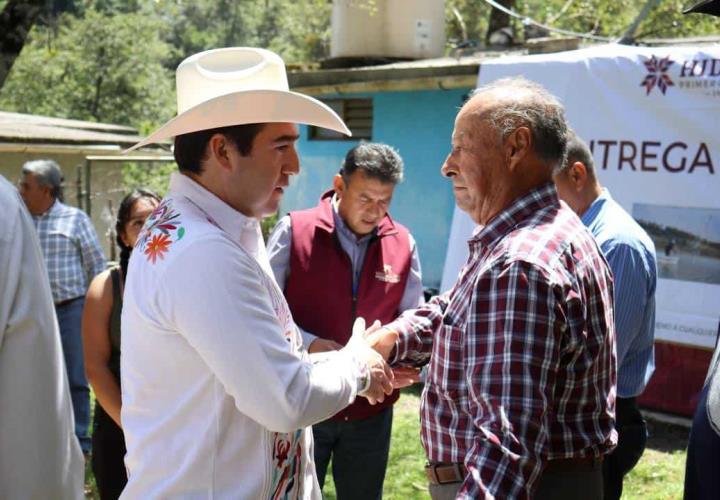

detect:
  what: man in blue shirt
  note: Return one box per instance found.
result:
[554,131,657,500]
[19,159,106,455]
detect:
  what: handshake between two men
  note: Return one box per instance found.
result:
[315,317,422,405]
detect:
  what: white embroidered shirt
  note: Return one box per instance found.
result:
[120,173,367,499]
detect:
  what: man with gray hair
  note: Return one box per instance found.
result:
[369,78,617,499]
[554,130,656,500]
[19,159,106,455]
[267,142,424,499]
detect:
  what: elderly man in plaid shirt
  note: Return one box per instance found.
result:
[19,159,106,455]
[373,77,617,499]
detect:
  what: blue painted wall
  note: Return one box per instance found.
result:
[280,88,470,289]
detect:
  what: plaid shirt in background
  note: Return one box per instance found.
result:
[32,200,106,304]
[389,183,617,499]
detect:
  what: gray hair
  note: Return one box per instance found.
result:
[471,76,568,169]
[556,129,596,178]
[340,142,404,185]
[22,159,64,199]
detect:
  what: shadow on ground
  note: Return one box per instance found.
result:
[646,418,690,453]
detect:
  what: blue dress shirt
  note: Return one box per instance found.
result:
[581,189,657,398]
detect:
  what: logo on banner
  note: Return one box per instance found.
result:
[641,54,720,97]
[641,55,675,95]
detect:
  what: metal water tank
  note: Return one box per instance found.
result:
[331,0,446,60]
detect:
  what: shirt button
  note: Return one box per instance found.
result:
[344,416,349,421]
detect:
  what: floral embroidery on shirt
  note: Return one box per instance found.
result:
[270,429,303,500]
[136,198,186,264]
[144,233,172,264]
[261,271,302,352]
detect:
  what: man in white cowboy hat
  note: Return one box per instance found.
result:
[119,47,397,499]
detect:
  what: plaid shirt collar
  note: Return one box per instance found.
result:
[470,181,559,252]
[35,199,62,219]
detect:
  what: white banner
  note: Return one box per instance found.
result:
[441,44,720,349]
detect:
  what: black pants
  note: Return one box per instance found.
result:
[602,397,647,500]
[535,461,604,500]
[428,461,604,500]
[313,407,393,500]
[684,384,720,500]
[91,403,127,500]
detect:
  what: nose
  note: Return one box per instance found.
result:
[286,146,300,176]
[367,203,382,220]
[441,153,455,178]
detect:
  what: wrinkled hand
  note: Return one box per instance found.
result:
[348,318,394,405]
[365,326,399,361]
[391,366,421,389]
[308,338,343,354]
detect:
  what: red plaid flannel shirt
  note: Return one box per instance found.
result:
[390,183,617,499]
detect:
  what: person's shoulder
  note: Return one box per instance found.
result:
[388,215,411,235]
[85,268,113,306]
[593,200,655,255]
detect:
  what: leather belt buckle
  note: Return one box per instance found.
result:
[425,462,467,485]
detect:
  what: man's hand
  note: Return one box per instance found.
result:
[347,318,395,405]
[308,338,343,354]
[365,327,399,361]
[391,366,422,389]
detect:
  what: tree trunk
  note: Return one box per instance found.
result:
[0,0,46,89]
[485,0,515,44]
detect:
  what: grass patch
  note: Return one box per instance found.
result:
[85,387,689,499]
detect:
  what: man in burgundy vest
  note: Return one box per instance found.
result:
[267,143,424,499]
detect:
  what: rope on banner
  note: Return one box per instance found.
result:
[482,0,613,42]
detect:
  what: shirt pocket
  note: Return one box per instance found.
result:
[46,228,77,259]
[428,321,466,396]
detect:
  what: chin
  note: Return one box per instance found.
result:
[260,203,279,219]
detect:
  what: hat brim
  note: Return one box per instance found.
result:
[125,89,351,153]
[683,0,720,15]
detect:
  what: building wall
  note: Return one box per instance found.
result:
[0,152,126,262]
[282,88,470,289]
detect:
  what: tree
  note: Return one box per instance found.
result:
[0,0,46,88]
[446,0,718,47]
[0,8,174,130]
[158,0,332,68]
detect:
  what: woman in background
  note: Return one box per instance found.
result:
[82,189,160,499]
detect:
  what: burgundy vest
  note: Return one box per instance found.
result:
[285,192,412,421]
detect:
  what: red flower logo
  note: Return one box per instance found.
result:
[144,233,172,264]
[641,55,675,95]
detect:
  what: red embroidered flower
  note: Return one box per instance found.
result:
[275,438,290,467]
[144,233,172,264]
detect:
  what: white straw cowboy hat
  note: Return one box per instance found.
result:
[126,47,350,152]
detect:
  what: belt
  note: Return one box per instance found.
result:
[55,296,83,307]
[544,455,604,473]
[425,455,604,485]
[425,463,467,485]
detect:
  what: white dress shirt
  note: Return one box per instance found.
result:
[121,173,368,499]
[0,175,84,500]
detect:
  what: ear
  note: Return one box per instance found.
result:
[119,230,131,249]
[505,126,532,170]
[568,161,588,190]
[208,134,232,171]
[333,174,345,198]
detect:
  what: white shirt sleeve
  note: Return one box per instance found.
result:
[159,236,362,433]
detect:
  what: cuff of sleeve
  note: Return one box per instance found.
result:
[299,329,318,351]
[386,320,407,364]
[348,351,371,394]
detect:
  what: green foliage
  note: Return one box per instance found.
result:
[156,0,333,69]
[446,0,718,45]
[122,161,176,197]
[0,7,174,129]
